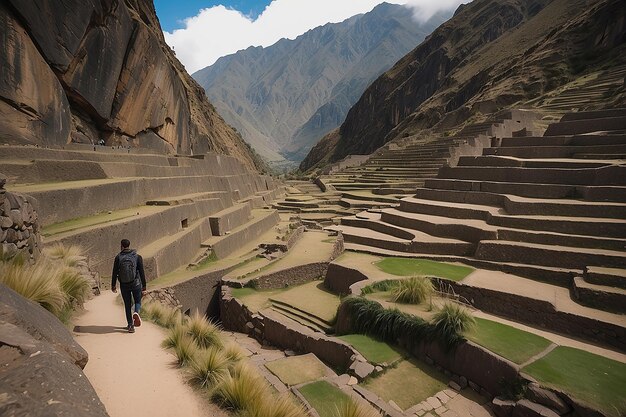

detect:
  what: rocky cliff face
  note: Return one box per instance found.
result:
[0,0,259,170]
[300,0,626,171]
[193,3,448,164]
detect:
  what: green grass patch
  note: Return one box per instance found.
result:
[265,354,331,386]
[375,258,473,281]
[299,381,350,417]
[363,359,447,410]
[190,251,218,270]
[337,334,402,364]
[523,347,626,417]
[466,318,552,365]
[230,287,286,312]
[361,280,398,295]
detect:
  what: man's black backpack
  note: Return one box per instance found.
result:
[118,251,138,284]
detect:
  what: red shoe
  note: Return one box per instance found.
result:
[133,312,142,327]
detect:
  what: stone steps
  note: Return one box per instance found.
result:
[269,300,334,332]
[584,266,626,289]
[400,197,626,237]
[413,187,626,218]
[474,240,626,269]
[483,143,626,158]
[201,209,280,259]
[497,134,626,147]
[208,202,252,236]
[381,207,626,251]
[438,164,626,186]
[544,116,626,136]
[424,178,626,202]
[572,276,626,314]
[328,223,474,256]
[457,155,619,169]
[338,198,397,209]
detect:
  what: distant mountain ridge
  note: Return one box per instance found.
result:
[300,0,626,171]
[193,3,449,164]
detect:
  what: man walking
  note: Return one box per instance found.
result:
[112,239,147,333]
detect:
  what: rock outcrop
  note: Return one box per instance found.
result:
[300,0,626,171]
[0,0,259,170]
[0,284,108,416]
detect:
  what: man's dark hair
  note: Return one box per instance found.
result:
[121,239,131,248]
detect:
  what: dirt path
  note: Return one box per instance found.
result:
[72,291,218,417]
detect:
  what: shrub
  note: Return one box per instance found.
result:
[186,310,222,348]
[173,334,199,367]
[59,267,91,304]
[163,308,185,329]
[334,398,381,417]
[223,343,246,364]
[250,393,307,417]
[430,303,475,348]
[162,323,188,350]
[0,259,67,315]
[212,364,268,411]
[45,244,85,267]
[147,302,169,326]
[188,347,230,389]
[391,276,433,304]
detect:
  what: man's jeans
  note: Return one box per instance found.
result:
[121,285,142,326]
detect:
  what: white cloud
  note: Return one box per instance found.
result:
[164,0,467,74]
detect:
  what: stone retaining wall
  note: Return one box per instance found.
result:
[0,176,41,260]
[250,262,329,290]
[324,262,368,294]
[445,279,626,352]
[219,286,254,334]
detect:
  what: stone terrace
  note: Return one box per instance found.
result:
[1,145,285,280]
[327,109,626,350]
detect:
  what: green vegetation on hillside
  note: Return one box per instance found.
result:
[363,359,447,410]
[523,347,626,417]
[466,318,552,364]
[338,334,402,364]
[375,258,473,281]
[265,354,331,386]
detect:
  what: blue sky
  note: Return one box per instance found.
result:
[154,0,271,31]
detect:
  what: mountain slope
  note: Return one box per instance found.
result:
[193,3,448,164]
[0,0,260,170]
[300,0,626,171]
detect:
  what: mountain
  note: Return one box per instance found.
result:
[300,0,626,171]
[193,3,449,165]
[0,0,260,170]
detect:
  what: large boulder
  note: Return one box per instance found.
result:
[0,283,88,368]
[0,321,108,417]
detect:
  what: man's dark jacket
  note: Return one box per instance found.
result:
[111,249,146,290]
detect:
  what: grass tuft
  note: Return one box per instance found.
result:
[45,243,85,267]
[188,346,230,389]
[186,310,222,349]
[391,276,433,304]
[360,280,398,295]
[223,343,247,364]
[333,398,381,417]
[430,303,475,348]
[212,364,268,411]
[0,259,67,315]
[59,267,91,304]
[173,334,199,367]
[251,393,308,417]
[161,323,188,350]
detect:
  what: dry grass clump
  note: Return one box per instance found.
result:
[173,334,199,367]
[188,347,230,388]
[334,398,381,417]
[0,260,67,314]
[248,394,308,417]
[430,302,475,347]
[391,276,433,304]
[45,243,85,267]
[211,364,269,411]
[186,310,222,348]
[149,301,307,417]
[0,243,92,319]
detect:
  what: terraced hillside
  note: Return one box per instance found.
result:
[325,109,626,349]
[1,145,284,297]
